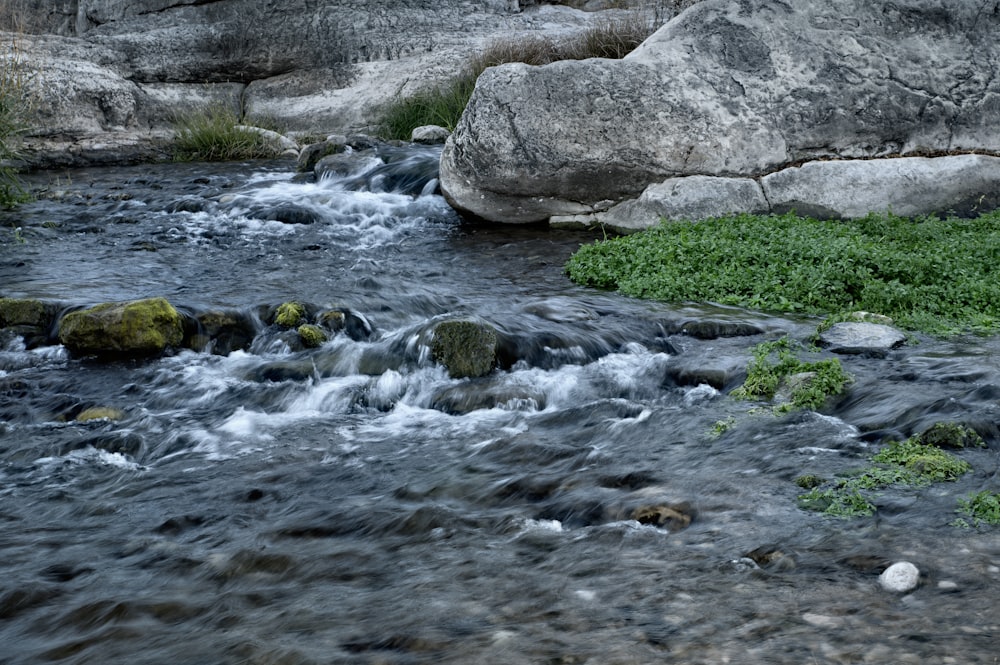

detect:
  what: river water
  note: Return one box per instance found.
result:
[1,146,998,664]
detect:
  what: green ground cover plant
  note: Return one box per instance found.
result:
[796,425,974,518]
[172,104,284,162]
[956,491,1000,527]
[566,211,1000,336]
[376,14,655,140]
[730,337,851,411]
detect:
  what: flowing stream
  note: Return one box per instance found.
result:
[1,146,999,664]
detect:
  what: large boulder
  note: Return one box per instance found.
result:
[58,297,184,358]
[440,0,1000,224]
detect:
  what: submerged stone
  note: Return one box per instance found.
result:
[879,561,920,593]
[76,407,125,422]
[431,319,498,379]
[57,297,184,358]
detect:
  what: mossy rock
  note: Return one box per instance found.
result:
[297,324,327,348]
[58,297,184,358]
[273,301,307,328]
[0,298,54,328]
[317,309,346,332]
[916,422,985,449]
[431,319,498,379]
[76,407,125,422]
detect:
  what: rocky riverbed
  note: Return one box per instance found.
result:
[1,150,999,664]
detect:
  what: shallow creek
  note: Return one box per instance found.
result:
[1,148,998,664]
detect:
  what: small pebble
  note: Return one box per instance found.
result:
[879,561,920,592]
[937,580,958,590]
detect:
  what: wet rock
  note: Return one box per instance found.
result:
[190,309,257,355]
[817,322,906,356]
[314,150,376,180]
[665,355,744,390]
[630,502,694,531]
[76,407,125,422]
[248,361,316,383]
[248,204,321,225]
[57,297,184,358]
[430,319,498,379]
[297,324,327,348]
[430,382,546,414]
[678,319,766,340]
[0,298,60,347]
[297,136,347,173]
[744,545,795,571]
[411,125,450,145]
[879,561,920,593]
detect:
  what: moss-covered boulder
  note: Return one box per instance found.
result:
[297,324,327,348]
[58,297,184,358]
[915,422,985,449]
[273,301,307,328]
[431,319,498,379]
[0,297,61,346]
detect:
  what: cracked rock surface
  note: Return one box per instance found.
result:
[440,0,1000,223]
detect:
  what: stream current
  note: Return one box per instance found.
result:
[1,146,999,664]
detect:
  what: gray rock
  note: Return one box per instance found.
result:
[411,125,451,145]
[818,322,906,356]
[441,0,1000,223]
[879,561,920,593]
[233,125,299,154]
[13,1,629,165]
[762,155,1000,219]
[556,175,770,233]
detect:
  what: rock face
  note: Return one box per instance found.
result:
[58,297,184,358]
[441,0,1000,224]
[8,0,633,167]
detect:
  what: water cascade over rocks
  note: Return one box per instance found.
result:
[440,0,1000,228]
[2,145,1000,663]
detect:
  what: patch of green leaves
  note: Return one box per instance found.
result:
[797,424,974,519]
[956,491,1000,527]
[565,211,1000,336]
[731,337,851,410]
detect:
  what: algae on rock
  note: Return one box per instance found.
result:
[431,319,498,379]
[58,297,184,358]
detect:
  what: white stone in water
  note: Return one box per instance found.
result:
[879,561,920,592]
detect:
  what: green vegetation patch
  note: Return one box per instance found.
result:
[0,32,35,208]
[956,491,1000,527]
[173,104,284,162]
[565,211,1000,336]
[797,424,974,518]
[731,337,851,410]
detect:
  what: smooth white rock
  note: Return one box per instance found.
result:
[879,561,920,592]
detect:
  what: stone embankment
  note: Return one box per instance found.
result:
[441,0,1000,229]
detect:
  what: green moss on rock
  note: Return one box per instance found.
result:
[58,297,184,358]
[297,324,327,348]
[0,298,52,328]
[275,302,306,328]
[915,422,985,449]
[76,407,125,422]
[431,319,498,379]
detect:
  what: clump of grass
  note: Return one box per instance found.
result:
[0,30,35,208]
[375,12,658,141]
[797,423,974,518]
[956,491,1000,527]
[566,211,1000,336]
[172,104,284,162]
[731,337,851,411]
